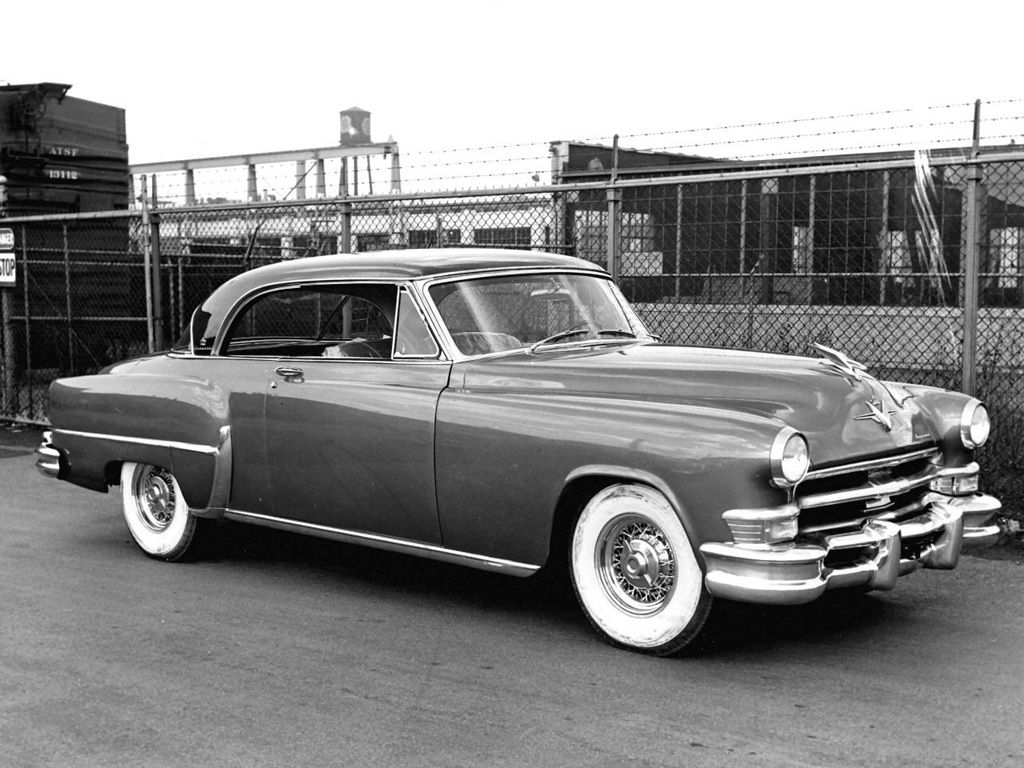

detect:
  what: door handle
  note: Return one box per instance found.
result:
[274,366,304,379]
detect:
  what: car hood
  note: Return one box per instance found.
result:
[456,342,940,466]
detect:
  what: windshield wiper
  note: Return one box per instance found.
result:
[530,326,636,353]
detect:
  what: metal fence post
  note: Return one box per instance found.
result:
[139,176,155,353]
[674,184,683,299]
[879,170,891,304]
[739,179,748,299]
[962,101,982,396]
[63,223,73,373]
[21,225,31,416]
[1,282,13,415]
[151,214,165,350]
[606,186,622,282]
[339,201,352,253]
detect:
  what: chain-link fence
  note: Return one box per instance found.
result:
[0,212,146,421]
[3,154,1024,513]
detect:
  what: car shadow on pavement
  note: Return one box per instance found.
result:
[204,520,900,654]
[695,590,897,656]
[206,519,581,617]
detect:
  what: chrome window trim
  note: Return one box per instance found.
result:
[803,446,940,481]
[393,285,442,360]
[168,351,449,367]
[54,428,219,456]
[222,509,541,576]
[210,266,597,355]
[213,280,418,361]
[416,263,603,283]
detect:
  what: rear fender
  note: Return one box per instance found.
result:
[49,372,232,515]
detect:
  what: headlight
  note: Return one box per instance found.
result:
[960,400,990,449]
[770,428,810,488]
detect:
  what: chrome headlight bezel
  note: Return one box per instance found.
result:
[770,428,810,488]
[960,399,990,449]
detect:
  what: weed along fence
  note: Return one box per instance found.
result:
[2,151,1024,513]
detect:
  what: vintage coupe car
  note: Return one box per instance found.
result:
[37,249,1001,654]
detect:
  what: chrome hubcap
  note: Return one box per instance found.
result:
[620,538,663,589]
[599,516,675,615]
[136,467,176,531]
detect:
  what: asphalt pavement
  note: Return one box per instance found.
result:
[1,425,1022,768]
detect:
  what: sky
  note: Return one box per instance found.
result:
[3,0,1022,196]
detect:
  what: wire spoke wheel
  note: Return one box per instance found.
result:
[133,466,178,532]
[570,484,712,655]
[598,516,676,615]
[121,462,201,561]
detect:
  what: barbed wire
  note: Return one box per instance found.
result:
[133,101,1024,204]
[406,99,996,156]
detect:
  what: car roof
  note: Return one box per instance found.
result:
[244,248,603,281]
[189,248,606,349]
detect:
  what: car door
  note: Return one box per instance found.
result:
[225,282,450,543]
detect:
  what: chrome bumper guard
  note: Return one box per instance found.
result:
[35,431,63,478]
[700,492,1001,606]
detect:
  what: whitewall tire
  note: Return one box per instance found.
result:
[120,462,200,561]
[570,484,712,655]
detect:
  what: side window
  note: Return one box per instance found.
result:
[395,288,440,359]
[222,284,397,358]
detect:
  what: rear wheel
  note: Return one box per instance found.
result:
[569,484,712,655]
[120,462,201,561]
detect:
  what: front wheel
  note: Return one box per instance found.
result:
[120,462,201,561]
[569,484,712,655]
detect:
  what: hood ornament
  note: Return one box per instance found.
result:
[854,398,897,432]
[810,343,868,383]
[811,342,915,409]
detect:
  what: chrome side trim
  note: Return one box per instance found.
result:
[54,428,219,456]
[803,447,939,481]
[222,509,541,577]
[192,426,233,517]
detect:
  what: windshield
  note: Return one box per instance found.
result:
[428,272,651,356]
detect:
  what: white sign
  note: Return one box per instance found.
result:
[0,228,13,250]
[0,253,15,287]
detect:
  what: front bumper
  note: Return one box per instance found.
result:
[699,492,1001,606]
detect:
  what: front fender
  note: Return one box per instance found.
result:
[435,391,789,566]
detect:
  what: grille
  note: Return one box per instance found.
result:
[795,446,940,534]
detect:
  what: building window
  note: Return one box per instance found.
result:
[409,228,462,248]
[473,227,531,247]
[880,231,913,282]
[574,211,657,273]
[990,228,1022,289]
[574,210,606,264]
[355,233,391,252]
[792,226,812,274]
